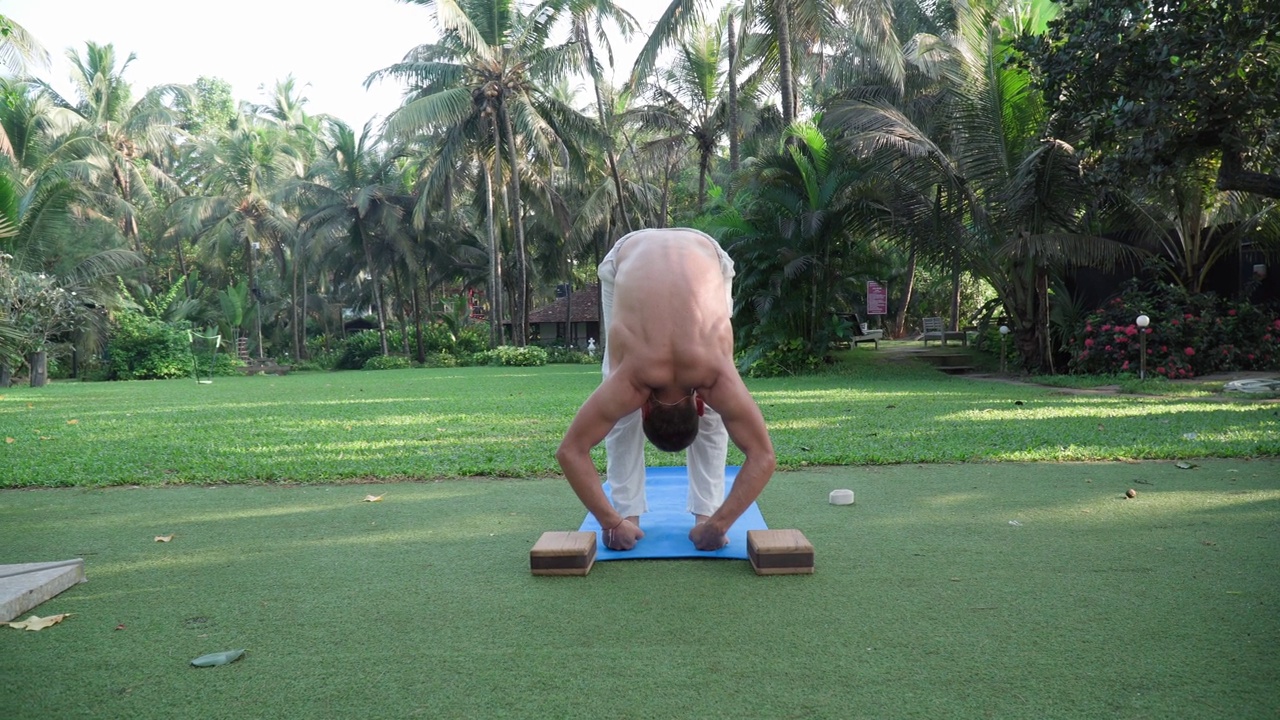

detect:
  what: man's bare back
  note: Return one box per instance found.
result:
[607,230,735,396]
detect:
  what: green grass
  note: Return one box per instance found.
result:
[2,358,1277,488]
[2,460,1277,719]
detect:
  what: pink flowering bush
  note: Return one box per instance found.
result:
[1066,280,1280,377]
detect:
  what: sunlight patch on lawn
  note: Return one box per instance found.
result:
[939,400,1275,422]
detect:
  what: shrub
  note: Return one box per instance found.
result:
[475,345,549,367]
[1066,280,1280,377]
[363,355,413,371]
[106,311,192,380]
[543,345,601,365]
[334,330,389,370]
[739,338,824,378]
[420,351,460,368]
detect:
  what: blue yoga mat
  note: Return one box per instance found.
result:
[578,466,768,560]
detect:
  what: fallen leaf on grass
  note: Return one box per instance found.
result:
[115,624,126,631]
[67,419,79,425]
[363,494,384,502]
[190,649,245,667]
[4,437,13,444]
[155,534,174,542]
[1175,461,1197,470]
[4,613,73,631]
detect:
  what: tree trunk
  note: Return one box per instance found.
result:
[893,246,918,338]
[358,223,389,356]
[949,251,961,332]
[28,351,47,388]
[499,104,528,346]
[728,12,740,173]
[412,278,425,363]
[291,239,303,362]
[483,147,504,348]
[584,33,632,234]
[391,263,410,354]
[0,363,11,388]
[777,0,795,127]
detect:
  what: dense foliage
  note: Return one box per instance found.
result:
[1068,280,1280,377]
[1,0,1277,386]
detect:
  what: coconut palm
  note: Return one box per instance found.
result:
[375,0,596,345]
[169,116,304,359]
[294,120,413,357]
[35,43,189,264]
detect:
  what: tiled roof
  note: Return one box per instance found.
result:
[526,283,601,323]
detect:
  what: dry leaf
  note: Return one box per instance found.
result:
[39,436,51,441]
[4,437,13,444]
[363,494,384,502]
[155,534,174,542]
[67,419,79,425]
[4,613,73,631]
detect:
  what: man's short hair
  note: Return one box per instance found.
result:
[642,400,700,452]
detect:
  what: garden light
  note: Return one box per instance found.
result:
[1136,314,1150,379]
[999,325,1010,373]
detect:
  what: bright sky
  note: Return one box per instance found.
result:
[3,0,690,129]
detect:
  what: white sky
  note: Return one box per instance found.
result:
[3,0,694,129]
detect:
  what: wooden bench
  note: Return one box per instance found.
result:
[921,317,967,347]
[853,321,883,349]
[836,314,884,349]
[238,360,292,375]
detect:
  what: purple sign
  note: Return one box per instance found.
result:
[867,281,888,315]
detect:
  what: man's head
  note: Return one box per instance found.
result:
[641,392,704,452]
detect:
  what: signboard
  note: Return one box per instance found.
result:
[867,281,888,315]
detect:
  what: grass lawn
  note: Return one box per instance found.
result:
[2,355,1278,718]
[1,353,1277,487]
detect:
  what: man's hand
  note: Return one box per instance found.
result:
[603,518,644,550]
[689,521,729,551]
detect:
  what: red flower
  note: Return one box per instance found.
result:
[1122,361,1130,370]
[1248,354,1255,361]
[1085,323,1093,332]
[1228,309,1237,316]
[1160,346,1168,353]
[1157,367,1167,375]
[1116,335,1129,344]
[1171,319,1179,326]
[1185,313,1194,320]
[1105,345,1113,352]
[1085,338,1094,347]
[1102,324,1113,332]
[1184,347,1195,356]
[1124,325,1137,336]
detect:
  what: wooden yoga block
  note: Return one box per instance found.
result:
[530,531,597,576]
[747,529,815,575]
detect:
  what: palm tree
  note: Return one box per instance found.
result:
[548,0,640,235]
[711,119,876,361]
[828,0,1140,371]
[170,116,304,359]
[295,120,410,357]
[36,43,189,264]
[632,11,751,216]
[375,0,595,345]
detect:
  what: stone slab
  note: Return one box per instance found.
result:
[0,560,86,622]
[1224,378,1280,394]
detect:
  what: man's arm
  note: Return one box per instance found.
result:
[555,374,647,547]
[690,371,777,550]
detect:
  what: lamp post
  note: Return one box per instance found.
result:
[999,324,1010,374]
[1136,314,1150,379]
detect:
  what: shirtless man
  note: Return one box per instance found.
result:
[555,228,777,552]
